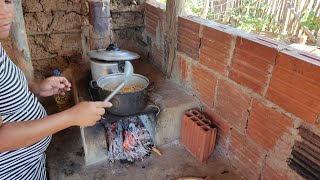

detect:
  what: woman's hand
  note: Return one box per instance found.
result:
[65,101,112,127]
[29,76,72,97]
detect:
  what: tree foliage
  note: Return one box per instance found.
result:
[227,0,278,33]
[300,9,320,32]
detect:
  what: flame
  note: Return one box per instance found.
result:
[123,132,137,150]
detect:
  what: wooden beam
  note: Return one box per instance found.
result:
[164,0,185,78]
[11,0,34,80]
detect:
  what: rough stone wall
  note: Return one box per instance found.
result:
[22,0,88,79]
[110,0,147,60]
[1,0,147,80]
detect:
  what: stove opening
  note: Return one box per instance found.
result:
[103,114,156,163]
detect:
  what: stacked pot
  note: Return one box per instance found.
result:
[88,43,149,116]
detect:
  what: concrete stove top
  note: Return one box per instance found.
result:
[73,60,201,165]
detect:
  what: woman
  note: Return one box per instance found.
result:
[0,0,112,179]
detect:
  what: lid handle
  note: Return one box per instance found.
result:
[106,43,120,51]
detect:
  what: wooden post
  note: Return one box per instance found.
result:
[81,25,90,64]
[164,0,185,78]
[11,0,34,80]
[200,0,210,19]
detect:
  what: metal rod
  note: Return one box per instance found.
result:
[104,82,125,102]
[104,61,133,102]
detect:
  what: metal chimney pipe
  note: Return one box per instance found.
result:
[88,0,111,50]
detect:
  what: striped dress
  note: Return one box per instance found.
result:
[0,44,51,179]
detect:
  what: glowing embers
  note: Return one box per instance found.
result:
[104,116,155,162]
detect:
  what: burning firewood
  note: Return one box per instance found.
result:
[151,147,162,156]
[104,116,155,162]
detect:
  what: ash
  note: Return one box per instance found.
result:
[104,116,154,162]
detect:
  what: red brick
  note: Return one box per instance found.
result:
[151,44,164,70]
[229,129,265,179]
[145,4,158,36]
[180,109,217,163]
[203,107,230,147]
[178,17,200,60]
[180,111,192,147]
[247,100,293,150]
[191,65,218,108]
[180,109,199,153]
[261,164,290,180]
[193,124,216,163]
[266,50,320,124]
[215,80,251,131]
[145,3,165,37]
[199,26,236,75]
[229,37,278,95]
[145,12,157,36]
[178,54,188,81]
[236,36,278,61]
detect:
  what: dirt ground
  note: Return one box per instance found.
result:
[46,126,243,180]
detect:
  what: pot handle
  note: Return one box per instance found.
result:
[147,104,161,116]
[147,82,155,92]
[90,80,99,89]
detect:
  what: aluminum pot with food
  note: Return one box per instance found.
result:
[90,73,149,116]
[87,43,140,81]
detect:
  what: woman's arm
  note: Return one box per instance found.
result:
[0,101,112,152]
[28,76,71,97]
[28,81,41,95]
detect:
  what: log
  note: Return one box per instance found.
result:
[164,0,185,77]
[81,25,90,64]
[11,0,33,80]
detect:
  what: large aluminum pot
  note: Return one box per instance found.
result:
[91,73,149,116]
[87,43,140,81]
[90,59,120,81]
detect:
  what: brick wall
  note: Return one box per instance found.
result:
[144,3,320,178]
[144,1,166,72]
[176,16,320,179]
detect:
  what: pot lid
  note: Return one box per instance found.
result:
[87,43,140,61]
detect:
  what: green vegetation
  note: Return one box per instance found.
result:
[156,0,278,33]
[184,0,203,16]
[158,0,203,16]
[156,0,319,40]
[300,9,320,32]
[159,0,167,4]
[226,0,278,33]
